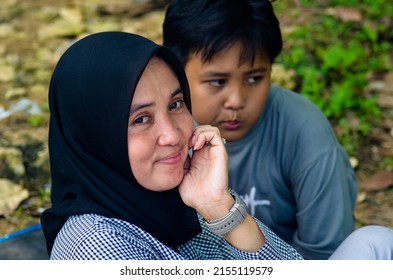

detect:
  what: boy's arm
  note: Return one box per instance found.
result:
[290,145,357,260]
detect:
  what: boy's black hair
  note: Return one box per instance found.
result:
[163,0,282,65]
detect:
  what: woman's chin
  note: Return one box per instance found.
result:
[148,174,184,192]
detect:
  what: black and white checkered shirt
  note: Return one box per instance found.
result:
[50,213,303,260]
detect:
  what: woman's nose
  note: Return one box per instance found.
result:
[157,116,181,146]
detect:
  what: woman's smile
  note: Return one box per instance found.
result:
[156,151,183,165]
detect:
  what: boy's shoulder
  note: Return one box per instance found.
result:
[268,85,327,121]
[264,85,336,142]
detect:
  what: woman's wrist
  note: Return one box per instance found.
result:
[197,193,234,221]
[204,192,248,235]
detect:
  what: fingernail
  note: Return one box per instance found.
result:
[190,134,196,145]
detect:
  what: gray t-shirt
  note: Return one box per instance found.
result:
[225,85,357,260]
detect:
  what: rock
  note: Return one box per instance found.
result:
[0,23,14,37]
[1,127,48,146]
[37,19,85,39]
[59,7,83,24]
[86,18,123,33]
[96,0,169,16]
[122,10,165,42]
[0,63,15,82]
[0,146,25,177]
[4,87,27,100]
[0,178,29,217]
[28,84,49,105]
[31,143,49,173]
[38,7,86,39]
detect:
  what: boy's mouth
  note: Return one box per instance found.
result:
[222,120,242,130]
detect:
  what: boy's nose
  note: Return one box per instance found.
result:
[224,87,246,110]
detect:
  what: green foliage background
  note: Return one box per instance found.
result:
[273,0,393,156]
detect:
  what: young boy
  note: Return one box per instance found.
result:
[162,0,358,259]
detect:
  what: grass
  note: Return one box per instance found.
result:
[273,0,393,157]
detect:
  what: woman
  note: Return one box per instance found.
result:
[41,31,302,260]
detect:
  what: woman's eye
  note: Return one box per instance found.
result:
[133,115,150,125]
[169,100,185,110]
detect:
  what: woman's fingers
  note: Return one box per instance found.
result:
[190,125,223,151]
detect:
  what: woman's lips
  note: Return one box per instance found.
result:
[222,120,242,130]
[157,152,182,164]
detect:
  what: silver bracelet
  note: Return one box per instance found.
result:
[204,192,248,235]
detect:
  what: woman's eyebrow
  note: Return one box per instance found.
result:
[129,101,154,116]
[171,87,183,98]
[129,87,183,115]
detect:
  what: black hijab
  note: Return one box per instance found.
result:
[41,32,202,255]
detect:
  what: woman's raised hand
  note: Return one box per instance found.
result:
[179,125,234,221]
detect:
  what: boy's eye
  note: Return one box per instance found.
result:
[245,76,263,84]
[208,79,226,87]
[169,100,185,110]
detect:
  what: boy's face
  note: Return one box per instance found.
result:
[185,42,271,142]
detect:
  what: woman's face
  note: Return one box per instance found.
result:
[128,57,194,191]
